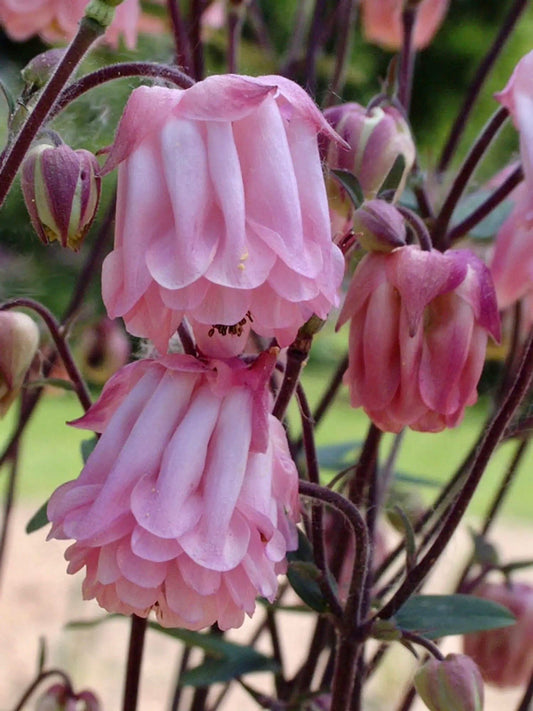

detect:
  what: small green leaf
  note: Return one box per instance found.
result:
[331,169,364,208]
[396,594,515,639]
[26,500,49,534]
[316,442,360,470]
[388,505,417,570]
[287,529,328,612]
[80,437,98,463]
[451,191,513,240]
[469,528,499,567]
[379,154,406,196]
[148,624,278,686]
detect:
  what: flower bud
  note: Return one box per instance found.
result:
[21,50,66,92]
[36,683,100,711]
[77,317,130,385]
[353,199,407,253]
[0,312,40,418]
[463,582,533,687]
[322,103,415,237]
[414,654,484,711]
[21,143,101,251]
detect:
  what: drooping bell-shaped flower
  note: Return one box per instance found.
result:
[21,142,101,251]
[337,246,500,433]
[35,683,100,711]
[100,74,345,352]
[76,317,131,386]
[361,0,450,51]
[0,311,40,418]
[47,351,299,631]
[463,582,533,688]
[414,654,484,711]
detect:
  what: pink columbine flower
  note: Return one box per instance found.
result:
[336,246,500,433]
[47,352,299,631]
[100,74,345,353]
[0,0,162,48]
[463,582,533,688]
[361,0,450,51]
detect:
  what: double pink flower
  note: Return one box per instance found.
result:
[47,352,299,630]
[337,246,500,433]
[100,74,344,352]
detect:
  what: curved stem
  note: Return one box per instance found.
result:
[0,17,104,210]
[50,62,194,120]
[377,328,533,621]
[0,298,91,412]
[272,330,313,421]
[397,205,432,251]
[122,615,147,711]
[304,0,328,96]
[348,423,381,507]
[432,106,509,250]
[400,630,444,660]
[438,0,529,173]
[446,164,523,244]
[12,669,73,711]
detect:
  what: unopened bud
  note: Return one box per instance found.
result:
[21,143,101,251]
[323,103,415,201]
[21,50,66,91]
[414,654,484,711]
[36,683,100,711]
[0,312,39,418]
[353,199,407,253]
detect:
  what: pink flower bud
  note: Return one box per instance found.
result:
[35,683,100,711]
[337,246,500,433]
[414,654,484,711]
[0,311,40,418]
[322,103,415,235]
[353,199,407,253]
[463,582,533,688]
[361,0,450,51]
[77,317,131,385]
[21,143,101,251]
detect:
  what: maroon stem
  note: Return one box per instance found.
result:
[377,328,533,621]
[323,0,359,108]
[227,8,244,74]
[432,106,509,251]
[50,62,194,120]
[304,0,328,95]
[167,0,194,72]
[438,0,529,173]
[516,671,533,711]
[348,423,381,507]
[397,6,417,114]
[190,0,207,80]
[122,615,147,711]
[12,669,73,711]
[0,17,104,210]
[0,299,91,412]
[0,441,19,584]
[400,630,444,660]
[272,331,313,421]
[397,205,432,251]
[446,164,523,244]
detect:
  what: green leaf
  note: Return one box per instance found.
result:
[316,442,360,471]
[396,594,515,639]
[80,437,98,463]
[26,500,49,534]
[451,190,513,240]
[331,169,364,208]
[147,624,278,686]
[379,154,406,196]
[287,529,328,612]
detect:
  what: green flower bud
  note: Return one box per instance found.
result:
[414,654,484,711]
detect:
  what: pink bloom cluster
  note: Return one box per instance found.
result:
[100,74,344,352]
[360,0,450,50]
[0,0,162,48]
[47,353,299,630]
[337,246,500,433]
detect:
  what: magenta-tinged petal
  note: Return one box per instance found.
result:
[337,252,388,329]
[387,246,467,336]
